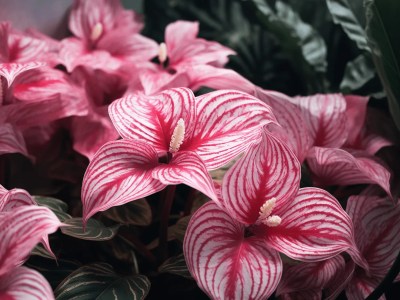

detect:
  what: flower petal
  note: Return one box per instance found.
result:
[0,205,61,277]
[0,123,29,157]
[152,151,218,202]
[292,94,348,148]
[276,255,345,296]
[0,62,45,87]
[109,87,196,152]
[344,95,369,146]
[0,266,54,300]
[188,90,277,170]
[81,139,166,224]
[346,275,383,300]
[255,88,313,163]
[265,188,358,262]
[307,147,392,197]
[0,184,35,212]
[183,201,282,300]
[222,128,300,224]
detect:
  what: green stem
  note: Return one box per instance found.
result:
[159,184,176,262]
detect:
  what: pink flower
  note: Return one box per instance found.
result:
[81,87,275,223]
[59,0,157,72]
[183,128,363,299]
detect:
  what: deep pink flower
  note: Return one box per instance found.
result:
[59,0,157,72]
[183,128,363,299]
[81,87,275,223]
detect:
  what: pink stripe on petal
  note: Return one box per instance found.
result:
[277,255,345,296]
[0,266,54,300]
[152,151,218,202]
[266,188,356,262]
[292,94,348,148]
[0,184,35,212]
[0,62,45,87]
[255,88,313,163]
[184,201,282,300]
[307,147,392,197]
[222,129,300,225]
[109,87,196,152]
[189,90,277,170]
[346,275,383,300]
[0,206,61,277]
[81,140,166,224]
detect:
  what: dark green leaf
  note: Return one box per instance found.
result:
[61,218,119,241]
[365,0,400,130]
[158,254,192,279]
[170,216,191,242]
[102,198,152,226]
[31,243,56,260]
[326,0,370,51]
[340,53,376,91]
[34,195,72,221]
[55,263,150,300]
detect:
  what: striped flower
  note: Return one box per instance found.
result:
[183,128,363,300]
[81,87,276,224]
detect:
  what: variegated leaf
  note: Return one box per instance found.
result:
[61,218,119,241]
[34,195,72,222]
[55,263,150,300]
[158,254,192,279]
[222,128,301,225]
[184,201,282,300]
[102,198,152,226]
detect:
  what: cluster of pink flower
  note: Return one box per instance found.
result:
[0,0,398,299]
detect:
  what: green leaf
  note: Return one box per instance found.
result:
[158,254,192,279]
[34,195,72,221]
[326,0,370,51]
[31,243,56,260]
[61,218,119,241]
[365,0,400,130]
[170,216,191,242]
[340,53,376,91]
[102,198,152,226]
[55,263,150,300]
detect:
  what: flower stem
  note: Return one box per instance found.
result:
[159,184,176,262]
[366,250,400,299]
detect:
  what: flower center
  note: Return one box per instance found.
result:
[169,118,185,153]
[158,42,168,65]
[90,22,103,41]
[256,197,281,227]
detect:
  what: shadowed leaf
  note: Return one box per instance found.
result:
[102,198,152,226]
[158,254,192,279]
[61,218,119,241]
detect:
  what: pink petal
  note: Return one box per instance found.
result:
[165,21,199,55]
[346,275,383,300]
[325,260,356,300]
[279,290,321,300]
[344,95,369,146]
[109,87,196,153]
[0,62,45,87]
[152,151,218,202]
[0,123,29,157]
[69,0,143,42]
[183,201,282,300]
[188,90,277,170]
[222,128,300,225]
[307,147,392,197]
[0,184,35,212]
[0,266,54,300]
[0,22,10,61]
[0,205,61,277]
[81,139,166,224]
[188,65,256,95]
[265,188,358,262]
[276,255,345,296]
[255,88,313,163]
[347,194,400,277]
[292,94,348,148]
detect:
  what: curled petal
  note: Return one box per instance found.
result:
[0,184,35,212]
[222,128,300,225]
[0,123,29,157]
[184,201,282,300]
[0,62,45,87]
[81,140,166,224]
[109,87,196,152]
[0,266,54,300]
[0,206,61,277]
[307,147,392,197]
[265,188,358,262]
[152,151,218,202]
[189,90,277,170]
